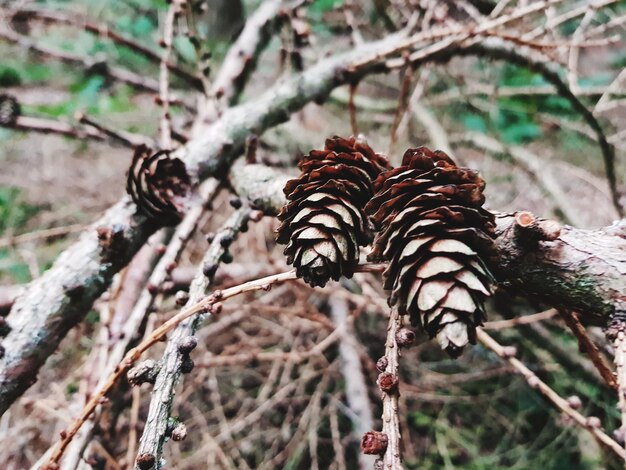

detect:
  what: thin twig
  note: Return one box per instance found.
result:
[11,115,108,143]
[0,224,85,248]
[381,308,403,469]
[477,328,626,461]
[558,310,617,390]
[348,82,358,136]
[484,308,558,330]
[159,1,180,149]
[389,59,413,154]
[343,0,364,45]
[7,6,202,89]
[76,112,155,148]
[0,27,161,93]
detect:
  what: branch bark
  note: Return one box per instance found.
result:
[134,205,251,468]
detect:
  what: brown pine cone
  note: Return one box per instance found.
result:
[277,136,390,287]
[126,145,191,226]
[365,147,496,357]
[0,94,20,127]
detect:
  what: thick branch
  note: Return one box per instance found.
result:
[493,213,625,322]
[0,200,157,416]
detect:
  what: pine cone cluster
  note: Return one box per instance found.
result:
[126,145,191,226]
[0,94,20,127]
[276,136,390,287]
[365,147,495,357]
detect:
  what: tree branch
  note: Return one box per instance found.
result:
[7,6,202,89]
[134,204,251,468]
[231,161,626,321]
[477,328,626,461]
[0,27,161,93]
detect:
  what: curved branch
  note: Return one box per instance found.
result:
[5,6,203,90]
[412,36,622,216]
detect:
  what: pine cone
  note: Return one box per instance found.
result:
[277,136,390,287]
[126,145,191,226]
[365,147,496,357]
[0,94,20,127]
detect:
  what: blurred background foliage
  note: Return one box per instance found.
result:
[0,0,624,468]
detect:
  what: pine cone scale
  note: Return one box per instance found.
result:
[126,146,191,226]
[277,136,390,287]
[366,146,495,357]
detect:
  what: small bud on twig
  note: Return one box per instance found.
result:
[180,356,194,374]
[136,452,156,470]
[360,431,388,455]
[501,346,517,358]
[586,416,602,429]
[175,290,189,306]
[249,210,264,222]
[203,262,218,279]
[377,372,398,393]
[395,327,415,347]
[566,395,582,410]
[177,336,198,355]
[127,359,160,386]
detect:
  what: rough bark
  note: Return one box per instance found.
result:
[493,213,626,323]
[0,200,158,415]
